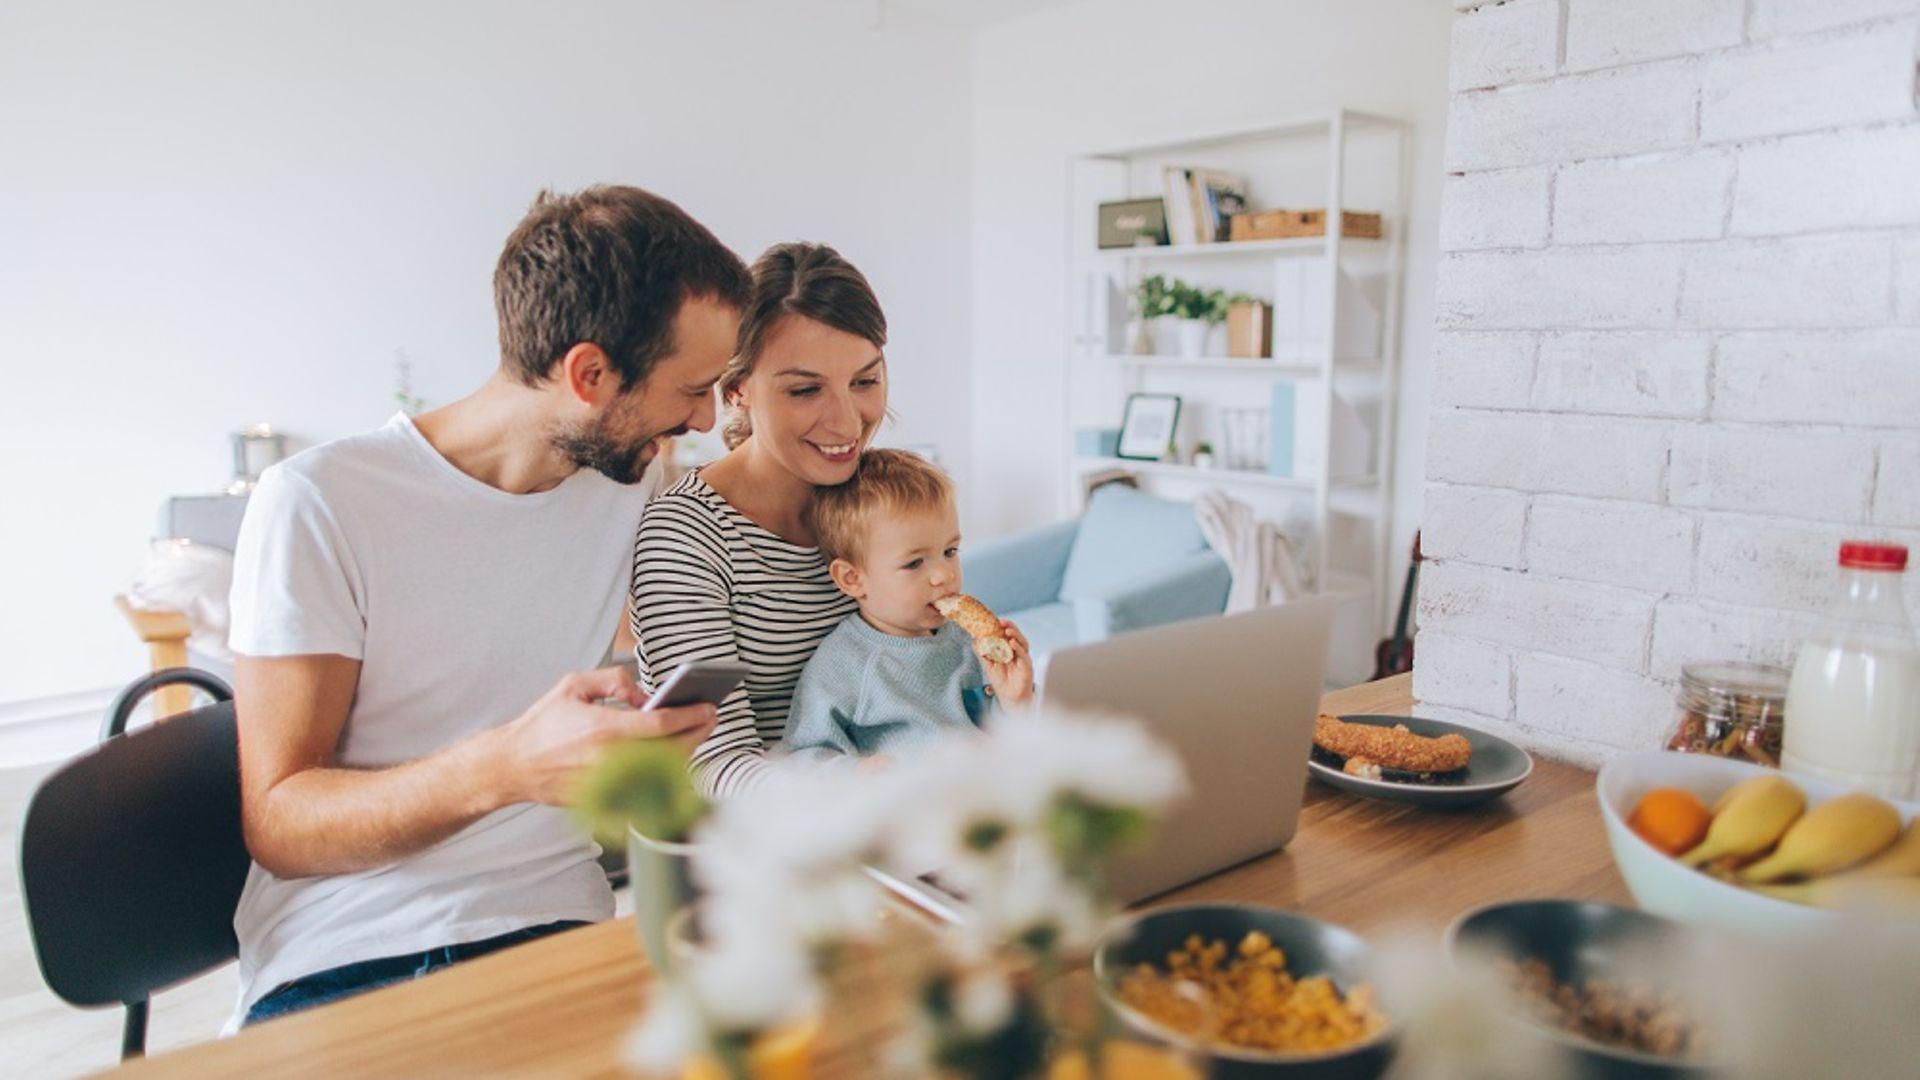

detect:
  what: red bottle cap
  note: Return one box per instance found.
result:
[1839,541,1908,571]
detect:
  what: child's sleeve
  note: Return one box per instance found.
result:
[782,634,863,762]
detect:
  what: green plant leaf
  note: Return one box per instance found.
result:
[570,739,708,845]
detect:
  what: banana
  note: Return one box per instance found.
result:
[1680,775,1806,868]
[1755,874,1920,917]
[1835,819,1920,880]
[1739,793,1903,883]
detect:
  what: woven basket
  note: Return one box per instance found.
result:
[1229,208,1383,241]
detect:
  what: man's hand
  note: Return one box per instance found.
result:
[237,656,717,880]
[488,666,718,807]
[981,620,1034,705]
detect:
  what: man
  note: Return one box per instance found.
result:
[227,186,749,1024]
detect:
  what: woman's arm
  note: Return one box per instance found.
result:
[630,495,772,798]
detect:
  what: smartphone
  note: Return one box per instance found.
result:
[642,660,750,710]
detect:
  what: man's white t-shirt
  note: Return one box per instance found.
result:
[226,413,651,1016]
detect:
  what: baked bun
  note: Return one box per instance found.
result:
[934,594,1014,664]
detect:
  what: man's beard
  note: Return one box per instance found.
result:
[552,413,678,485]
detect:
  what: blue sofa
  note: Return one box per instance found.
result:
[961,485,1231,663]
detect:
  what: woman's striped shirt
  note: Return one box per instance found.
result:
[629,470,856,798]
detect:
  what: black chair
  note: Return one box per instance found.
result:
[18,667,248,1059]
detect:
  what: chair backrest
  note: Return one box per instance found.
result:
[19,691,249,1008]
[1057,484,1212,602]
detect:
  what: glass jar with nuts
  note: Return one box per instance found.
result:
[1664,662,1788,766]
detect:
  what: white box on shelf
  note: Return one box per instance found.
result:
[1271,382,1369,478]
[1073,270,1131,356]
[1271,258,1381,359]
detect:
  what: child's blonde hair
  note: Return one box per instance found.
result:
[809,449,954,564]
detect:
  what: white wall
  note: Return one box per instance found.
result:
[0,0,974,716]
[966,0,1453,602]
[1417,0,1920,764]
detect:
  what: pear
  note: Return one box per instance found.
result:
[1679,775,1805,868]
[1739,793,1902,883]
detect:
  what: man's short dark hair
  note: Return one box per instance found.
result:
[493,185,751,389]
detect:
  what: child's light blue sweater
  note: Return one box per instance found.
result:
[782,614,991,762]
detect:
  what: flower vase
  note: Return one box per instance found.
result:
[1175,319,1207,357]
[1126,317,1154,356]
[629,825,700,974]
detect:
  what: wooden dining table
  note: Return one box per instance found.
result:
[103,673,1631,1078]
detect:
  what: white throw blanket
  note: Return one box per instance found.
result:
[127,538,236,662]
[1194,489,1307,613]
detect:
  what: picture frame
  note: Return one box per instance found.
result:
[1096,198,1170,249]
[1117,393,1181,460]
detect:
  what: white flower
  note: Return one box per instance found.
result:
[685,932,820,1032]
[952,966,1016,1035]
[624,985,703,1073]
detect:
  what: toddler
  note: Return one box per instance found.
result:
[783,449,1033,766]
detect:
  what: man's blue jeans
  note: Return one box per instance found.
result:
[242,920,589,1026]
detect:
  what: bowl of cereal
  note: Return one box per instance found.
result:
[1448,900,1722,1079]
[1093,903,1396,1079]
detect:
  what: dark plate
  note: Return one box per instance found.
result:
[1094,903,1396,1079]
[1448,900,1723,1079]
[1307,713,1532,807]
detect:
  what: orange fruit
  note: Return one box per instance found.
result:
[1628,787,1712,856]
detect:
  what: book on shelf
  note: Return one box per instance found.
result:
[1159,166,1248,245]
[1190,168,1247,244]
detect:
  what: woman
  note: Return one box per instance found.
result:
[630,242,889,797]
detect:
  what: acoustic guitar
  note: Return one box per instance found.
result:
[1372,530,1422,681]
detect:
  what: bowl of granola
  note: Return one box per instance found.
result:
[1448,899,1722,1079]
[1093,903,1396,1079]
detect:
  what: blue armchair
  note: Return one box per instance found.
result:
[961,485,1231,662]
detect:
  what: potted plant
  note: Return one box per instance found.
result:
[1129,275,1173,355]
[1165,281,1227,357]
[588,709,1196,1080]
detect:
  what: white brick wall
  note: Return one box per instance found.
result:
[1419,1,1920,762]
[1437,246,1685,328]
[1412,631,1514,718]
[1898,234,1920,323]
[1425,410,1669,501]
[1440,167,1552,250]
[1699,21,1920,143]
[1422,481,1529,568]
[1878,437,1920,526]
[1563,0,1743,73]
[1731,125,1920,235]
[1449,0,1559,91]
[1430,331,1536,408]
[1532,333,1712,418]
[1750,0,1920,38]
[1712,331,1920,426]
[1524,496,1696,593]
[1678,235,1893,328]
[1668,426,1877,520]
[1446,62,1699,170]
[1553,153,1733,244]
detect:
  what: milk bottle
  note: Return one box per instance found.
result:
[1782,542,1920,798]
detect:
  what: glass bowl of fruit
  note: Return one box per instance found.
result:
[1596,752,1920,936]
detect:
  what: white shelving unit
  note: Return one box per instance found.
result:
[1065,109,1410,640]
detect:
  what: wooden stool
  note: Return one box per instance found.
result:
[114,596,194,719]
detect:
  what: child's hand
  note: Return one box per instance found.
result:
[982,619,1034,705]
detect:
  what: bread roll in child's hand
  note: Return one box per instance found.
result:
[934,594,1015,664]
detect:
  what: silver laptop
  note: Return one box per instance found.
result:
[868,599,1335,919]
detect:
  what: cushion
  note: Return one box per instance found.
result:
[1056,486,1209,603]
[1002,602,1077,667]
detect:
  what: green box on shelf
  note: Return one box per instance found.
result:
[1076,427,1121,458]
[1268,383,1296,477]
